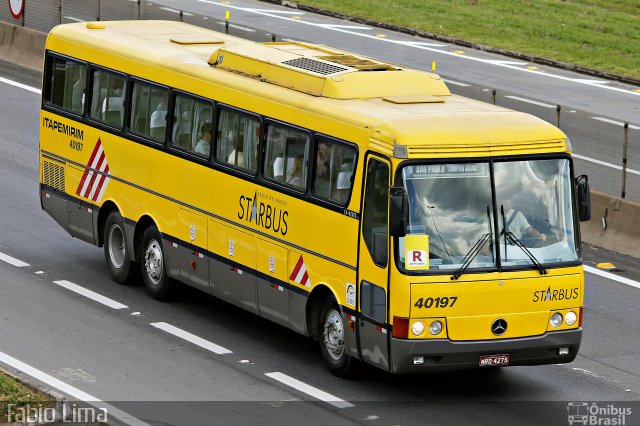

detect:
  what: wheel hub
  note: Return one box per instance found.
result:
[323,309,345,361]
[144,239,163,285]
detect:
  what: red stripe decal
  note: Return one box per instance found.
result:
[84,152,106,198]
[289,256,304,281]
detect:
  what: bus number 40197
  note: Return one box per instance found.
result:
[414,297,458,309]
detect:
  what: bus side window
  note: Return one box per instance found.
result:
[263,123,310,190]
[171,94,213,157]
[46,56,86,116]
[130,80,168,142]
[362,160,389,266]
[90,69,126,129]
[216,108,259,172]
[311,137,356,205]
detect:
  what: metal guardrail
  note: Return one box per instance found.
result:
[1,0,638,202]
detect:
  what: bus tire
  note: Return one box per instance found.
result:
[319,297,354,377]
[140,225,172,300]
[104,210,133,284]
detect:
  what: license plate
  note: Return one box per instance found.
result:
[479,354,510,367]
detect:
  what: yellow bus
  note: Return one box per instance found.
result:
[39,20,591,375]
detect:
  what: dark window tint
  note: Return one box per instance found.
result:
[362,159,389,266]
[46,56,86,115]
[312,137,356,205]
[361,281,386,323]
[216,109,260,171]
[172,94,213,157]
[130,81,169,142]
[264,123,310,190]
[89,70,126,129]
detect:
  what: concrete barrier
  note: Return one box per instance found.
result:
[0,21,637,258]
[581,191,640,258]
[0,21,46,71]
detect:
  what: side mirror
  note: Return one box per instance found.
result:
[389,186,408,237]
[576,175,591,222]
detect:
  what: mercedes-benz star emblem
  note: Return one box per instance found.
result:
[491,318,508,336]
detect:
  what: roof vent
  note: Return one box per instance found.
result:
[282,58,349,76]
[319,55,397,71]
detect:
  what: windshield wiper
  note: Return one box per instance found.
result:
[500,205,548,275]
[451,233,491,281]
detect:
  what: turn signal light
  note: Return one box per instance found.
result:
[579,306,584,327]
[392,316,409,338]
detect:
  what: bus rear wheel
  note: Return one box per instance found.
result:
[104,210,133,284]
[140,225,172,300]
[319,297,354,377]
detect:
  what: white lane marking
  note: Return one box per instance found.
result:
[0,351,149,426]
[160,7,193,16]
[150,322,232,355]
[244,8,305,15]
[0,251,30,267]
[216,22,256,32]
[64,16,84,22]
[505,95,556,108]
[442,78,470,87]
[52,280,128,310]
[572,154,640,176]
[591,117,640,130]
[584,265,640,290]
[572,79,609,85]
[0,76,41,94]
[484,60,529,66]
[318,24,372,30]
[265,372,354,409]
[198,0,640,98]
[396,41,447,47]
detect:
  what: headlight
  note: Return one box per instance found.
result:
[565,311,577,326]
[550,312,563,328]
[411,321,425,336]
[429,320,442,335]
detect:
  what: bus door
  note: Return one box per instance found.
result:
[357,156,390,371]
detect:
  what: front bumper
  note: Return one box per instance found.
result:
[390,329,581,374]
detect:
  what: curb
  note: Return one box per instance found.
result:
[260,0,640,87]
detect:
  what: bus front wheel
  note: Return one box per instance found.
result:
[104,210,133,284]
[319,297,354,377]
[140,225,172,300]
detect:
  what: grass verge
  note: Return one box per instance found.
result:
[0,369,56,422]
[289,0,640,81]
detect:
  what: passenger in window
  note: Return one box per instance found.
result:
[226,131,244,166]
[195,122,212,157]
[149,100,167,139]
[287,156,304,187]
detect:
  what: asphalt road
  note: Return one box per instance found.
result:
[1,60,640,425]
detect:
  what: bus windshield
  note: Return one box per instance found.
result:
[399,158,579,273]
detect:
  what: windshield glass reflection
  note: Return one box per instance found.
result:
[400,163,496,271]
[494,159,578,267]
[398,158,579,273]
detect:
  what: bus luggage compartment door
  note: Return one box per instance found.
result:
[177,208,209,290]
[66,164,96,244]
[256,239,289,328]
[208,220,257,314]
